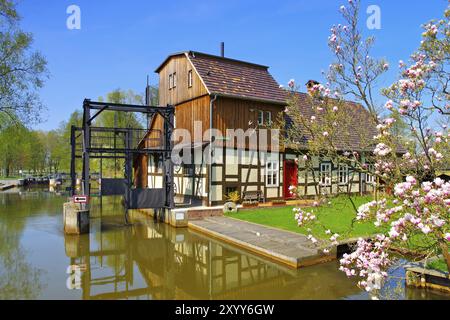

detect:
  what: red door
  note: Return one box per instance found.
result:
[284,160,298,199]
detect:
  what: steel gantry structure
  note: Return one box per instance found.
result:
[70,99,175,211]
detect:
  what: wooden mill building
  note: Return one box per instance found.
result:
[134,50,377,206]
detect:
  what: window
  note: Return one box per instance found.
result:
[265,111,272,125]
[338,164,349,185]
[266,161,279,187]
[169,74,173,90]
[173,72,177,88]
[188,70,193,88]
[258,110,264,126]
[183,164,194,177]
[320,163,332,186]
[366,164,375,184]
[225,186,238,195]
[150,155,163,173]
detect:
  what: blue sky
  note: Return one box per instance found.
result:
[18,0,448,130]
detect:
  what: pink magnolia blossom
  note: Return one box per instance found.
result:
[288,79,295,89]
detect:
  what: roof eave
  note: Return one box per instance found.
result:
[154,52,188,73]
[189,51,270,69]
[211,92,287,106]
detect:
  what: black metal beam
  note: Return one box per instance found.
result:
[85,99,174,114]
[75,155,126,159]
[87,148,172,154]
[71,98,175,211]
[87,105,109,125]
[70,125,76,196]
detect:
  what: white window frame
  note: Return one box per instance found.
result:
[257,110,264,126]
[188,70,193,88]
[338,164,349,185]
[366,164,375,184]
[169,73,173,90]
[173,72,177,88]
[320,162,332,187]
[266,161,279,187]
[265,111,272,125]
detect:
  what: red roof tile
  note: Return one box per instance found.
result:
[187,51,287,104]
[285,92,380,152]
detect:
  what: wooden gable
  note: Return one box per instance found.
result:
[157,53,209,106]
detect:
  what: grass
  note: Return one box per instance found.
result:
[0,177,21,180]
[426,258,449,273]
[227,195,380,240]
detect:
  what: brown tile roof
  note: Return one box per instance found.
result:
[187,51,287,105]
[285,92,380,152]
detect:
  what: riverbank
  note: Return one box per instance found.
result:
[0,180,18,191]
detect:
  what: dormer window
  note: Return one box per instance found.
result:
[188,70,193,88]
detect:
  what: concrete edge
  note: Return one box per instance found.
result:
[188,221,335,269]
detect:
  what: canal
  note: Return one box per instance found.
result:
[0,188,448,300]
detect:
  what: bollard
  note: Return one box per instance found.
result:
[169,209,188,228]
[63,201,90,234]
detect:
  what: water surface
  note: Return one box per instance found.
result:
[0,188,448,300]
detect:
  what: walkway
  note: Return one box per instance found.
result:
[188,216,335,268]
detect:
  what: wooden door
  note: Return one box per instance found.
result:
[283,160,298,199]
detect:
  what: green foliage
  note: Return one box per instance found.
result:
[0,87,152,176]
[95,89,145,129]
[93,89,146,177]
[225,191,241,204]
[0,0,48,125]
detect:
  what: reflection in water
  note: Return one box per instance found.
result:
[66,212,363,300]
[0,236,46,299]
[1,189,449,300]
[0,190,55,299]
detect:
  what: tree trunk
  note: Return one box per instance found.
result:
[441,242,450,273]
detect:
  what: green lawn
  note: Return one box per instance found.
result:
[227,195,380,240]
[426,258,449,273]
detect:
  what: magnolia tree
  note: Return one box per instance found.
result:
[287,0,450,297]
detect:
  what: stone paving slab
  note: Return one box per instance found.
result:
[188,216,335,268]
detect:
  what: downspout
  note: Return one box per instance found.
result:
[208,94,218,206]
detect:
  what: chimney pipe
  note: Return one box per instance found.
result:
[220,42,225,57]
[145,75,150,106]
[306,80,320,95]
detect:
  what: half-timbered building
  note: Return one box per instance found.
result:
[135,50,378,206]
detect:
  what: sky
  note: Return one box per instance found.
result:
[17,0,449,131]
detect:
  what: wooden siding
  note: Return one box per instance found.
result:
[158,54,208,106]
[213,97,284,151]
[133,154,148,188]
[174,95,211,143]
